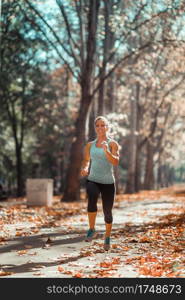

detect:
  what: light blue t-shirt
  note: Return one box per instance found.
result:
[87,138,115,184]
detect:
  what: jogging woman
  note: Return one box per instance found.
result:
[81,116,120,251]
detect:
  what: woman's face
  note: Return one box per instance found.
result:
[95,119,108,136]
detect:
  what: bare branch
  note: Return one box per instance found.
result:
[56,0,82,68]
[24,0,80,78]
[92,42,151,98]
[139,74,185,148]
[94,6,184,83]
[19,3,78,80]
[74,0,85,67]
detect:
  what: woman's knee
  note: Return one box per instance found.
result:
[104,212,113,224]
[87,203,97,212]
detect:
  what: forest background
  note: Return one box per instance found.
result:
[1,0,185,202]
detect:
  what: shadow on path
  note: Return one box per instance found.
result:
[0,254,83,274]
[1,211,184,255]
[0,231,87,254]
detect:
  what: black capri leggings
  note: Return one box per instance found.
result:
[86,180,115,224]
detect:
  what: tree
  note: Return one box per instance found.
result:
[0,0,49,195]
[122,41,185,192]
[15,0,185,200]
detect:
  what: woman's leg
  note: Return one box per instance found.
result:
[100,183,115,248]
[88,212,97,230]
[86,180,100,231]
[105,223,112,238]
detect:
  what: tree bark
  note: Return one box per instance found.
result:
[114,166,120,194]
[135,149,142,192]
[125,82,139,193]
[62,0,100,202]
[106,72,115,113]
[97,0,109,115]
[135,96,142,192]
[62,98,90,202]
[88,101,96,141]
[143,140,154,190]
[157,157,162,189]
[15,144,24,196]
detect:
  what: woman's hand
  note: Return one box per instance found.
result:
[81,142,91,177]
[101,141,109,152]
[81,167,89,177]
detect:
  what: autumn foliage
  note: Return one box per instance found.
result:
[0,186,184,278]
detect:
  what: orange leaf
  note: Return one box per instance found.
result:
[0,270,14,276]
[100,262,112,268]
[139,236,151,243]
[121,246,130,251]
[17,250,28,255]
[150,269,162,277]
[58,266,65,272]
[73,272,83,278]
[64,270,73,275]
[140,257,146,264]
[139,266,150,275]
[0,237,7,242]
[112,257,121,264]
[15,231,24,236]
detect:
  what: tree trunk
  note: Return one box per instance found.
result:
[88,101,96,141]
[106,72,115,113]
[97,69,105,115]
[105,8,115,113]
[157,160,162,189]
[135,149,142,192]
[163,165,169,187]
[62,0,100,202]
[125,82,139,193]
[15,144,24,196]
[143,140,154,190]
[114,166,120,194]
[60,157,64,193]
[168,167,175,186]
[97,0,115,115]
[135,94,142,192]
[62,97,91,202]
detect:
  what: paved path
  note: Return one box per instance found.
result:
[0,189,184,278]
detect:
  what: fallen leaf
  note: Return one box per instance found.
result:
[15,231,24,236]
[139,236,151,243]
[0,237,8,242]
[33,272,43,276]
[17,250,28,255]
[58,266,65,272]
[100,261,112,268]
[0,270,14,276]
[73,272,84,278]
[63,270,73,275]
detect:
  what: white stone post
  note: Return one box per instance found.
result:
[26,179,53,207]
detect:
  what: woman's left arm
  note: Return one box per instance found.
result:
[102,141,120,166]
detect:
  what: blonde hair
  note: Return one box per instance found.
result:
[94,116,109,127]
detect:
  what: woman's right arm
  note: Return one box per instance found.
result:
[80,142,91,177]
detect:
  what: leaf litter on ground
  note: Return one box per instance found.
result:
[0,189,184,277]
